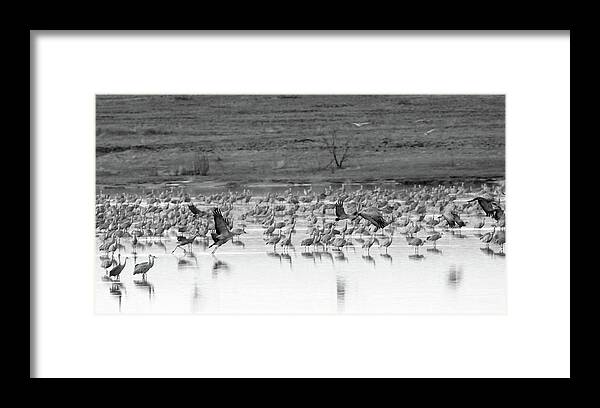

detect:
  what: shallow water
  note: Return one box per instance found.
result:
[95,218,506,314]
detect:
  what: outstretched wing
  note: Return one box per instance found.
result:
[358,208,389,229]
[213,208,231,236]
[188,203,201,215]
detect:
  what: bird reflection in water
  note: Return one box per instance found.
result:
[316,251,334,264]
[362,254,376,267]
[212,256,230,279]
[426,247,443,255]
[280,252,293,269]
[447,265,463,287]
[153,240,167,253]
[336,275,346,313]
[231,240,245,249]
[191,282,201,313]
[408,254,425,261]
[133,277,155,301]
[266,251,282,264]
[176,251,198,268]
[480,247,495,257]
[379,253,393,264]
[451,230,467,239]
[300,251,316,263]
[109,282,126,312]
[334,250,348,263]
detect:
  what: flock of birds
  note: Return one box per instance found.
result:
[96,182,506,282]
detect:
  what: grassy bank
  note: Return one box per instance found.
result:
[96,95,504,188]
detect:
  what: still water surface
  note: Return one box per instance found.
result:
[95,221,506,314]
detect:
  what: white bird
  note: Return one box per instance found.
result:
[351,122,370,127]
[424,128,436,135]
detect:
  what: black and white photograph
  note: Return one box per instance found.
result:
[95,94,506,314]
[32,31,569,378]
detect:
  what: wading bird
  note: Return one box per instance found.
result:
[426,232,443,248]
[379,234,393,253]
[133,254,156,279]
[406,236,425,254]
[208,208,235,254]
[108,255,128,280]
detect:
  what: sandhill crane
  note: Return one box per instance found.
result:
[467,197,501,218]
[406,236,425,254]
[172,233,200,254]
[362,234,378,254]
[265,230,283,251]
[133,254,156,279]
[337,199,390,231]
[108,255,128,280]
[426,232,443,248]
[300,232,316,250]
[208,208,235,254]
[230,226,246,241]
[187,202,202,216]
[279,231,293,251]
[480,226,496,248]
[379,233,393,253]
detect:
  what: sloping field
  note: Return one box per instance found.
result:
[96,95,504,187]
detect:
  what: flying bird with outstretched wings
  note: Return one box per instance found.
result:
[335,199,390,231]
[351,122,370,127]
[208,208,235,254]
[357,206,391,231]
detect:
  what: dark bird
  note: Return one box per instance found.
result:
[172,233,200,253]
[335,199,390,231]
[133,254,156,278]
[208,208,235,254]
[108,255,128,280]
[467,197,502,218]
[357,207,391,231]
[187,202,202,216]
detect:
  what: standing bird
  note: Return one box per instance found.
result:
[108,255,128,280]
[208,208,235,254]
[426,232,443,248]
[479,226,496,248]
[406,236,425,254]
[279,231,293,251]
[379,233,393,253]
[133,254,156,279]
[265,231,283,251]
[362,234,378,253]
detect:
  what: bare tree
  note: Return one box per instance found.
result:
[321,130,352,170]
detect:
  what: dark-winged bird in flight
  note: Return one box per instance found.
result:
[208,208,235,254]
